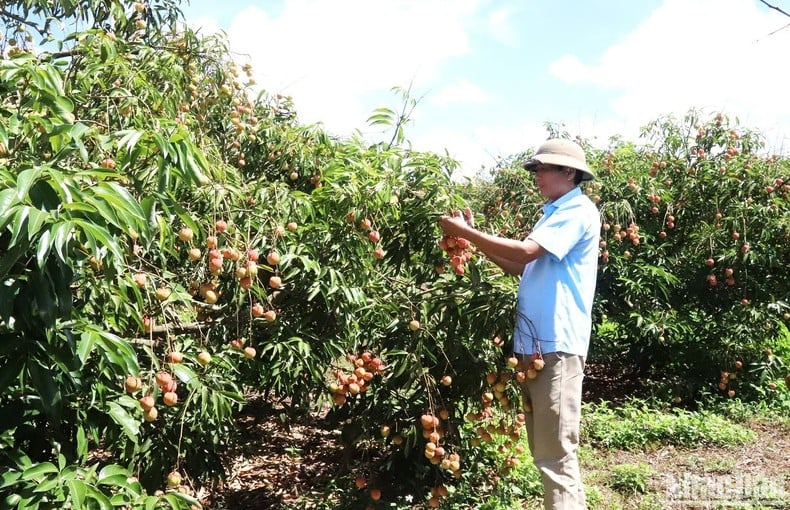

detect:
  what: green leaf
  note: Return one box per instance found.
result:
[92,181,146,223]
[163,492,201,508]
[35,224,52,267]
[8,205,31,248]
[97,464,130,482]
[28,359,62,421]
[151,133,170,159]
[0,471,22,490]
[117,130,144,152]
[96,473,131,487]
[0,188,17,222]
[60,202,97,213]
[27,207,52,241]
[171,363,197,386]
[15,167,44,201]
[35,62,66,94]
[66,479,87,508]
[4,493,23,508]
[84,484,113,510]
[77,330,98,364]
[49,220,74,263]
[32,475,59,493]
[92,330,140,374]
[76,426,88,460]
[72,219,124,261]
[108,402,140,444]
[85,192,121,226]
[52,95,75,116]
[21,462,58,481]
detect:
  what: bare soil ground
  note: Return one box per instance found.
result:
[201,365,790,510]
[591,419,790,509]
[195,395,345,509]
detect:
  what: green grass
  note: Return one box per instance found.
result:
[581,400,756,450]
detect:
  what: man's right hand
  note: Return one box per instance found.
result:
[439,210,472,238]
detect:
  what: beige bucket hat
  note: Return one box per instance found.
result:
[522,138,595,181]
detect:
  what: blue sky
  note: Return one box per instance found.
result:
[182,0,790,178]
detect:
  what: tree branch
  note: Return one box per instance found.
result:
[758,0,790,18]
[129,320,234,346]
[0,9,44,33]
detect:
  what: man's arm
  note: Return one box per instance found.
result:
[439,211,547,274]
[485,252,531,276]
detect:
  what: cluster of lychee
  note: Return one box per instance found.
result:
[704,258,738,288]
[514,353,545,383]
[420,412,462,480]
[436,208,478,275]
[600,221,643,263]
[352,475,382,504]
[717,360,743,398]
[646,192,662,215]
[229,338,257,359]
[608,222,642,246]
[328,352,386,406]
[347,211,386,260]
[125,369,179,423]
[177,221,286,323]
[249,249,283,323]
[465,407,527,472]
[158,468,200,499]
[437,235,474,275]
[460,355,538,469]
[426,484,450,508]
[479,370,516,411]
[197,221,260,286]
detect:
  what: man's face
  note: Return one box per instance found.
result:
[532,164,575,200]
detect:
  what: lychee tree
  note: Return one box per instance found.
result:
[0,0,516,506]
[588,111,789,403]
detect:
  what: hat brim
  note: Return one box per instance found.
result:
[522,155,595,181]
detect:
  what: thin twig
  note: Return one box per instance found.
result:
[766,20,790,36]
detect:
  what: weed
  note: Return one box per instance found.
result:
[703,456,736,474]
[608,463,654,495]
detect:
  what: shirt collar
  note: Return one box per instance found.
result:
[541,187,582,215]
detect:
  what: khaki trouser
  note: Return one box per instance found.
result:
[518,352,586,510]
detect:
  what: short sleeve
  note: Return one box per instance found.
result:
[527,204,589,261]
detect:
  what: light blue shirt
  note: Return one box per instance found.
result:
[513,187,600,357]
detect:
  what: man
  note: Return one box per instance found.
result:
[439,138,600,509]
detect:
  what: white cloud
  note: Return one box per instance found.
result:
[430,79,490,106]
[549,55,589,85]
[549,0,790,151]
[186,16,221,37]
[215,0,482,136]
[486,6,521,46]
[413,121,549,180]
